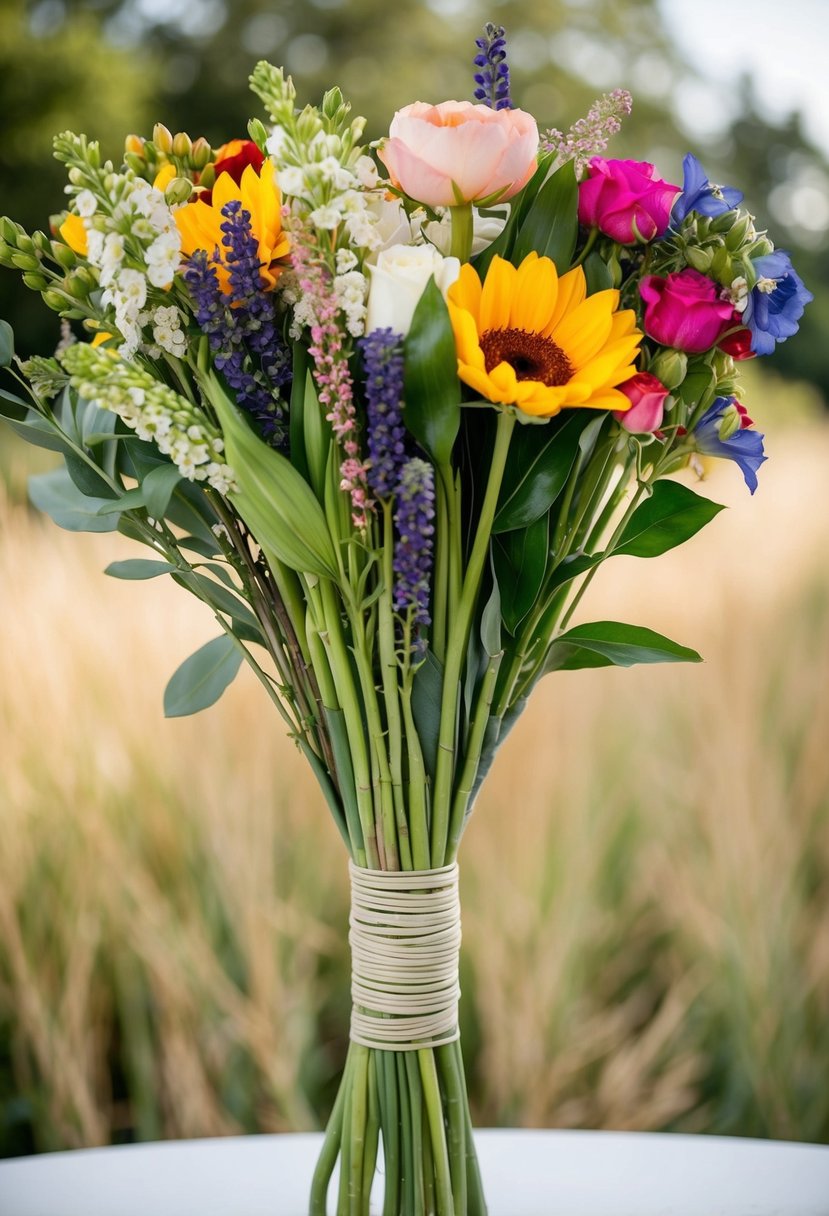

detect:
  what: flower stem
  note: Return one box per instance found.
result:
[449,203,474,263]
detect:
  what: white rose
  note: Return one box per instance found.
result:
[365,244,460,337]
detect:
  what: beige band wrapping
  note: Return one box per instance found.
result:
[348,861,461,1051]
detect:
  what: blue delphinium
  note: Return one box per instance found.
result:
[693,397,767,494]
[359,328,407,498]
[742,251,813,356]
[671,153,743,225]
[182,202,290,446]
[393,458,435,655]
[473,22,512,110]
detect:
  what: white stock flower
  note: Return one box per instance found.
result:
[266,125,289,159]
[75,190,97,218]
[310,203,344,230]
[365,244,460,337]
[278,166,307,197]
[354,156,379,189]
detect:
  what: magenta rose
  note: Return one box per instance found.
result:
[639,269,734,353]
[578,158,681,243]
[613,373,670,433]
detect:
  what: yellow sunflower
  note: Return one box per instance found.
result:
[446,252,643,419]
[174,159,290,294]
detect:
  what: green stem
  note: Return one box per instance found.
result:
[380,1052,400,1216]
[309,1050,352,1215]
[431,410,515,867]
[349,1045,369,1216]
[453,1041,487,1216]
[572,225,598,267]
[397,1053,415,1216]
[437,1044,467,1216]
[419,1048,453,1216]
[446,652,502,862]
[401,672,432,871]
[449,203,473,263]
[379,504,412,870]
[405,1052,425,1216]
[432,477,450,664]
[361,1053,380,1213]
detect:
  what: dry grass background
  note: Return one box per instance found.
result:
[1,410,828,1155]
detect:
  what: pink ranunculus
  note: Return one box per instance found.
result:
[612,372,670,433]
[578,158,681,244]
[378,101,539,209]
[639,269,734,353]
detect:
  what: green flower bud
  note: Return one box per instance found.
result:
[198,164,216,191]
[153,122,174,154]
[190,137,212,170]
[87,142,101,169]
[23,272,50,292]
[74,267,98,291]
[684,245,713,273]
[709,246,733,283]
[51,241,77,269]
[0,247,17,267]
[11,251,41,272]
[42,289,67,312]
[63,272,90,299]
[16,233,36,255]
[32,230,52,256]
[172,131,192,158]
[322,87,344,119]
[649,348,688,391]
[350,116,367,142]
[165,176,193,206]
[725,213,755,251]
[125,152,147,176]
[709,210,738,234]
[717,402,742,441]
[68,166,85,186]
[0,216,18,244]
[752,236,774,258]
[247,119,268,149]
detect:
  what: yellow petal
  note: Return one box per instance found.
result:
[479,256,515,333]
[552,290,619,367]
[509,254,558,333]
[448,264,483,322]
[59,213,88,256]
[153,164,177,192]
[541,266,587,335]
[450,307,486,369]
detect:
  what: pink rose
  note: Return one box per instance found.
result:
[613,373,670,433]
[640,269,734,353]
[578,158,681,243]
[378,101,538,209]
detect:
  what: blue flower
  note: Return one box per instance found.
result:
[743,251,813,356]
[693,397,766,494]
[359,328,407,499]
[671,154,743,225]
[473,22,512,110]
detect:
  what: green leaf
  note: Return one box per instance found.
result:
[163,636,243,718]
[105,559,176,580]
[511,161,578,268]
[411,649,444,782]
[64,451,118,499]
[403,278,461,466]
[493,514,549,633]
[0,391,73,453]
[208,378,338,578]
[583,251,614,295]
[614,481,725,559]
[0,320,13,368]
[480,566,502,658]
[28,467,119,533]
[143,464,183,519]
[173,569,262,636]
[546,620,702,673]
[96,485,147,514]
[493,412,586,533]
[179,534,221,559]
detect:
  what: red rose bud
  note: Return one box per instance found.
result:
[578,158,681,244]
[639,269,734,354]
[719,315,755,361]
[613,372,670,433]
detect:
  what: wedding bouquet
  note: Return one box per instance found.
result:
[0,20,811,1215]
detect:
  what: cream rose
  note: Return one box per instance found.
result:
[365,244,460,336]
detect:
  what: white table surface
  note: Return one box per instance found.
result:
[1,1129,828,1216]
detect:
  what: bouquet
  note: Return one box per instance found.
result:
[0,20,811,1215]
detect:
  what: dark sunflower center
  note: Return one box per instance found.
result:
[480,327,573,387]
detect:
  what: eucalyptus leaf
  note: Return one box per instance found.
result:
[0,393,72,453]
[64,450,118,499]
[163,636,243,718]
[403,278,460,466]
[614,481,724,559]
[545,620,702,673]
[143,464,183,519]
[511,160,578,268]
[105,559,177,580]
[29,467,119,533]
[97,485,147,515]
[173,569,262,636]
[0,320,13,368]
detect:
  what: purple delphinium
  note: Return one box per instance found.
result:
[393,458,435,655]
[182,203,290,446]
[671,153,743,226]
[359,328,407,498]
[473,22,511,110]
[742,251,813,356]
[693,397,766,494]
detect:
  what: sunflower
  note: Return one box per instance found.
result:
[174,158,290,293]
[446,252,643,418]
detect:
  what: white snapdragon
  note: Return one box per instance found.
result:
[152,304,187,358]
[145,229,181,288]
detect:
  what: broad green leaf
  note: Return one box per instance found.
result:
[583,251,614,295]
[209,378,338,578]
[0,320,13,367]
[614,481,724,559]
[493,412,585,533]
[163,636,243,717]
[105,559,176,580]
[403,278,460,466]
[511,160,578,268]
[303,367,330,503]
[677,365,716,407]
[472,154,555,277]
[28,467,119,533]
[411,649,444,782]
[546,550,604,592]
[546,620,702,673]
[480,567,502,658]
[143,464,183,519]
[288,342,311,484]
[64,450,118,499]
[493,514,549,633]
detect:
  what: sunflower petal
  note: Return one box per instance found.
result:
[509,254,559,333]
[479,256,515,333]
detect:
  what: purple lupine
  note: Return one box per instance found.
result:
[182,206,289,447]
[473,23,512,111]
[359,328,407,498]
[393,458,435,656]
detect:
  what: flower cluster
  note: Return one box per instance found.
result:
[542,89,633,174]
[392,458,435,654]
[473,22,512,110]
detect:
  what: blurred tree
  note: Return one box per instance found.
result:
[0,0,157,355]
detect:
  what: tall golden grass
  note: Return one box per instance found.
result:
[1,420,828,1154]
